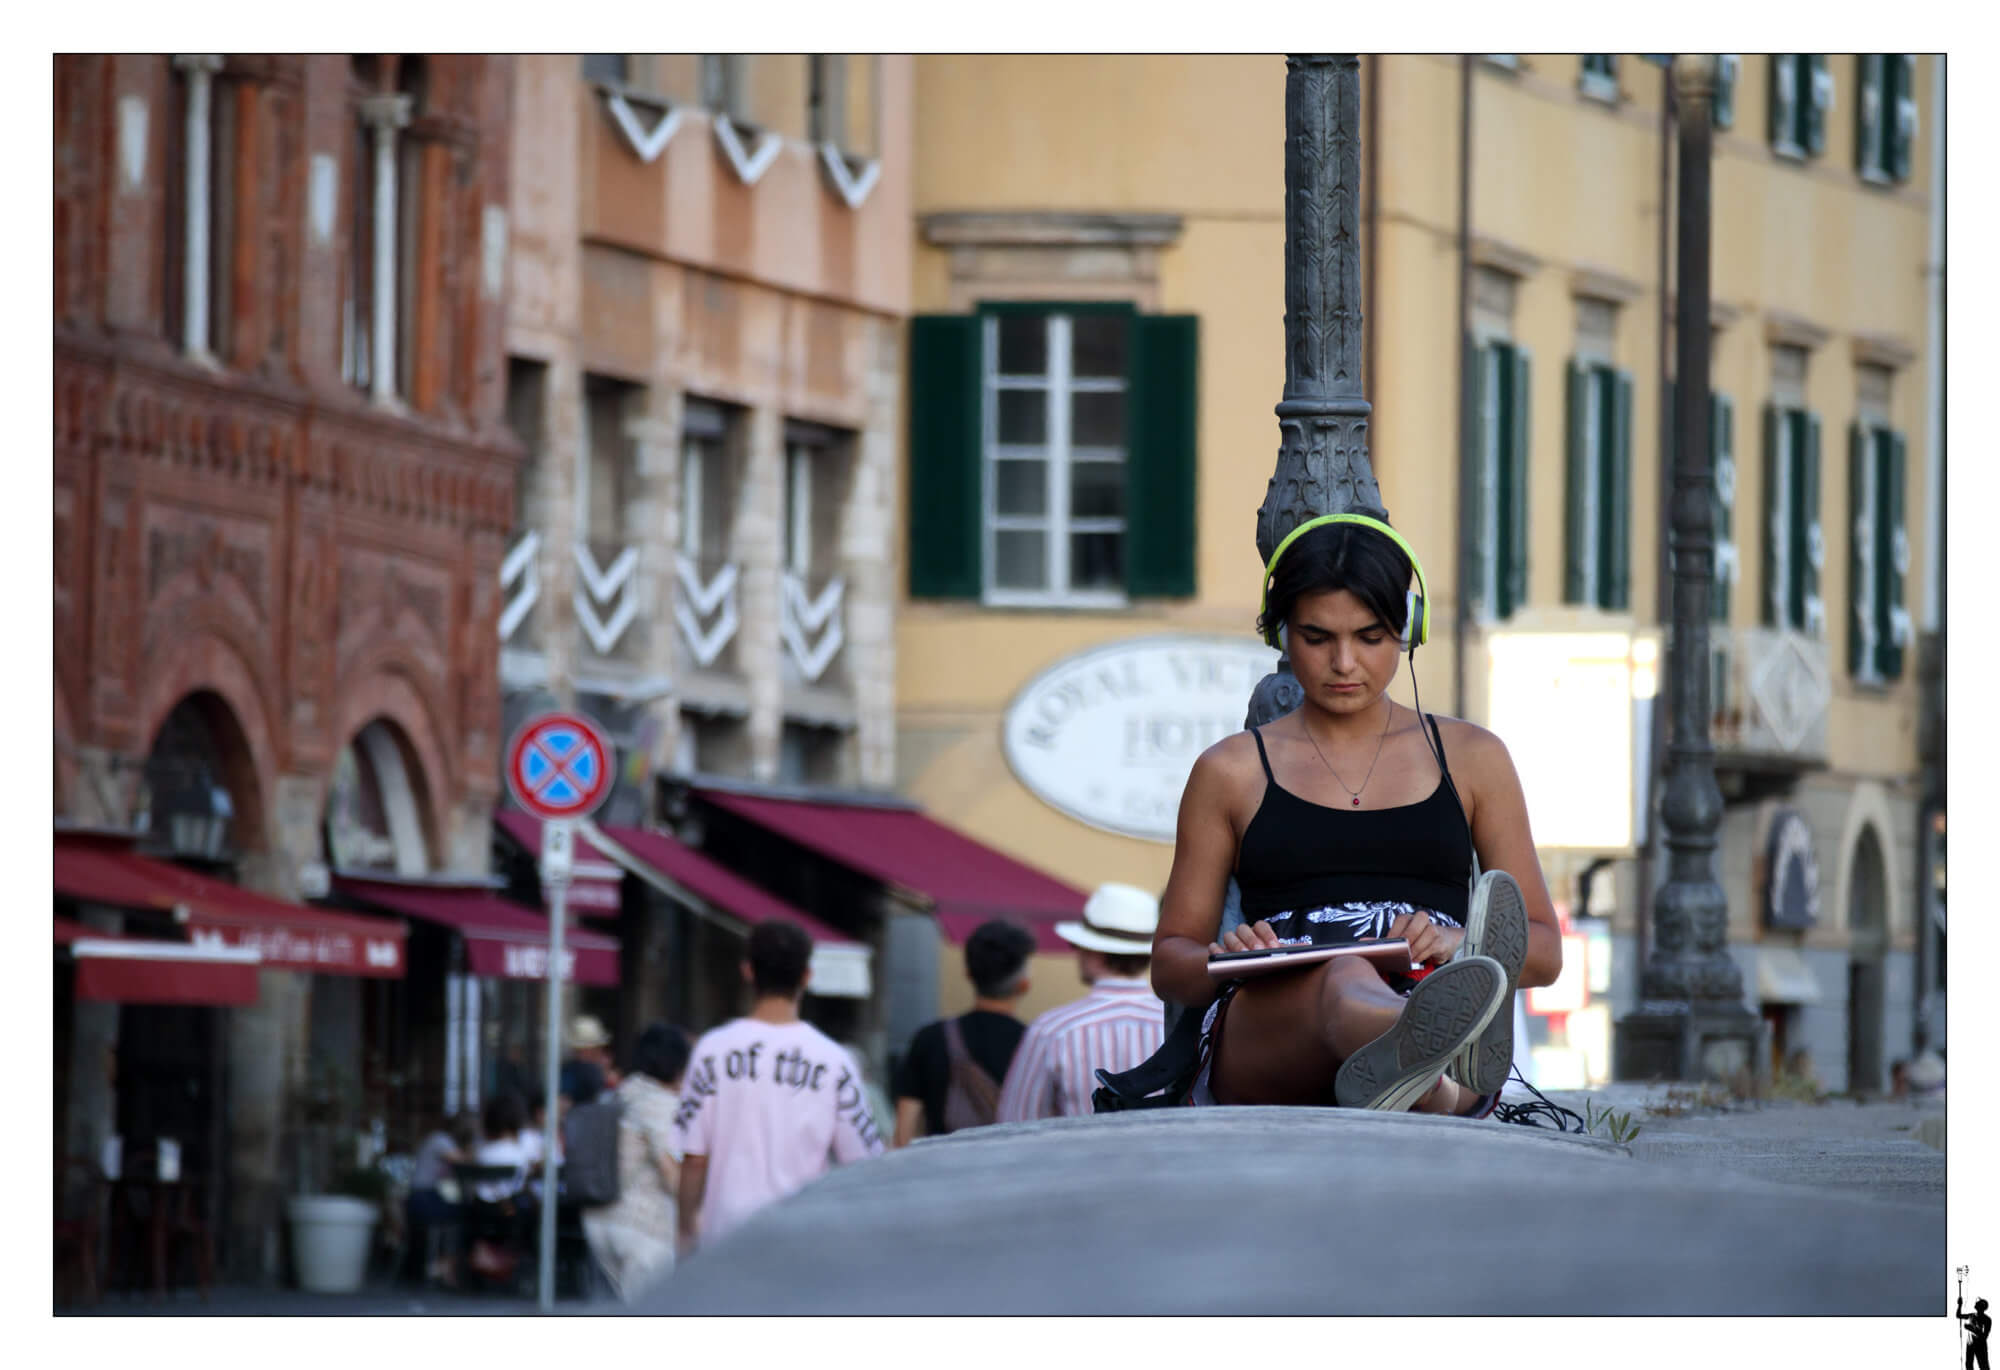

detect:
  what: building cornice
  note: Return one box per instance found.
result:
[921,211,1185,249]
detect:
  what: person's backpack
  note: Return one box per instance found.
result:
[561,1095,623,1207]
[940,1016,1003,1133]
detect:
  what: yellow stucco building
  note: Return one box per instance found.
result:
[898,54,1945,1086]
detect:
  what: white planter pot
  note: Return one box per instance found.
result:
[287,1195,378,1293]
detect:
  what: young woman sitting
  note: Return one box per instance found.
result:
[1151,515,1562,1114]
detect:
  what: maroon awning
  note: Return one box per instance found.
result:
[692,790,1087,954]
[592,823,859,948]
[331,875,620,987]
[495,811,624,915]
[55,833,406,977]
[57,917,262,1006]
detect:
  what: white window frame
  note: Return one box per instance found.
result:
[681,431,717,562]
[1579,54,1619,104]
[980,312,1129,609]
[1768,407,1796,627]
[1851,420,1882,684]
[784,441,813,575]
[1573,364,1611,607]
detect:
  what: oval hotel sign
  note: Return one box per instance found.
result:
[1002,635,1280,843]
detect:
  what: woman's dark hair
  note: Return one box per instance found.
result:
[747,919,814,995]
[1257,519,1415,646]
[482,1091,526,1141]
[631,1022,693,1086]
[965,920,1037,998]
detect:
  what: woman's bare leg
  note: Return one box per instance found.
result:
[1210,959,1477,1112]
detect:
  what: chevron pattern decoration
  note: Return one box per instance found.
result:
[675,553,740,667]
[781,569,845,682]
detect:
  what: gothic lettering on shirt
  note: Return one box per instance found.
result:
[768,1046,830,1092]
[833,1067,883,1151]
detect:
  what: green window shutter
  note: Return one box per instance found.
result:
[1715,54,1738,130]
[1125,314,1200,598]
[1892,55,1918,182]
[1761,403,1782,627]
[1847,423,1872,676]
[1563,359,1590,605]
[1711,393,1734,622]
[1504,346,1532,619]
[1804,55,1831,156]
[1856,54,1884,176]
[1769,55,1797,149]
[1604,370,1634,610]
[1463,336,1488,613]
[1878,430,1909,678]
[907,314,983,598]
[1799,412,1823,634]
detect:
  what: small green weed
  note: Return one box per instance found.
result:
[1584,1099,1643,1144]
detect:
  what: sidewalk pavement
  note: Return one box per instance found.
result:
[63,1088,1948,1316]
[643,1089,1947,1316]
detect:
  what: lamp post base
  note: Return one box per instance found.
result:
[1614,1002,1766,1084]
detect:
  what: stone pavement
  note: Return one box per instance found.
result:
[62,1090,1947,1317]
[641,1093,1946,1317]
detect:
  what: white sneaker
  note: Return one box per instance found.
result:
[1449,870,1529,1095]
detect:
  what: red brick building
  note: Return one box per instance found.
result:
[54,54,517,1280]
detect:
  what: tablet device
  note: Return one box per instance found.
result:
[1206,939,1416,979]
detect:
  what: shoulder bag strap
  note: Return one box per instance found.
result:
[941,1016,1002,1113]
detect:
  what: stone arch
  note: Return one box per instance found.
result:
[1846,826,1891,954]
[329,655,454,869]
[325,717,437,875]
[1833,781,1905,939]
[138,633,280,854]
[1844,823,1891,1095]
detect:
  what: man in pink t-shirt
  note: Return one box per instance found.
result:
[675,920,884,1252]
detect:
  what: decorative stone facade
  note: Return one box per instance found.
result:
[500,57,910,794]
[53,53,517,1280]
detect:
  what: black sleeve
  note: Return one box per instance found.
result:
[893,1024,942,1101]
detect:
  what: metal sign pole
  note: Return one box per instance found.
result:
[537,819,575,1313]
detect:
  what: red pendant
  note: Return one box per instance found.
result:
[1352,796,1361,806]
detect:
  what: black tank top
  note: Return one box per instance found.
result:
[1234,716,1474,925]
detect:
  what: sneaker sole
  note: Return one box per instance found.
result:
[1451,870,1529,1094]
[1334,956,1508,1112]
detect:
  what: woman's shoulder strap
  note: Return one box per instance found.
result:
[1248,726,1275,783]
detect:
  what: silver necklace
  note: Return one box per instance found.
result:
[1303,698,1395,807]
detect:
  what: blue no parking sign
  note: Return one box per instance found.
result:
[505,712,615,821]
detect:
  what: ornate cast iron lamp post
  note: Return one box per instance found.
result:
[1196,55,1378,965]
[1615,55,1761,1081]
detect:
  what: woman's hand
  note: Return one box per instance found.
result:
[1384,911,1465,966]
[1211,919,1285,955]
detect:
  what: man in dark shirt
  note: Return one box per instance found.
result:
[1962,1294,1991,1370]
[892,920,1038,1145]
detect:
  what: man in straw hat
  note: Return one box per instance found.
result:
[561,1013,618,1107]
[996,884,1166,1122]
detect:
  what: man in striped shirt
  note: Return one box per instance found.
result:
[996,883,1166,1122]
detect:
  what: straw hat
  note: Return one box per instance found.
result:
[566,1014,612,1051]
[1054,883,1160,955]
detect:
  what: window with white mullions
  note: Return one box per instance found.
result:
[1564,360,1633,611]
[1770,54,1833,159]
[1762,403,1824,636]
[1579,54,1619,103]
[982,311,1129,603]
[1856,55,1918,184]
[1849,420,1911,682]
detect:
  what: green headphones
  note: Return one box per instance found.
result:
[1259,512,1431,652]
